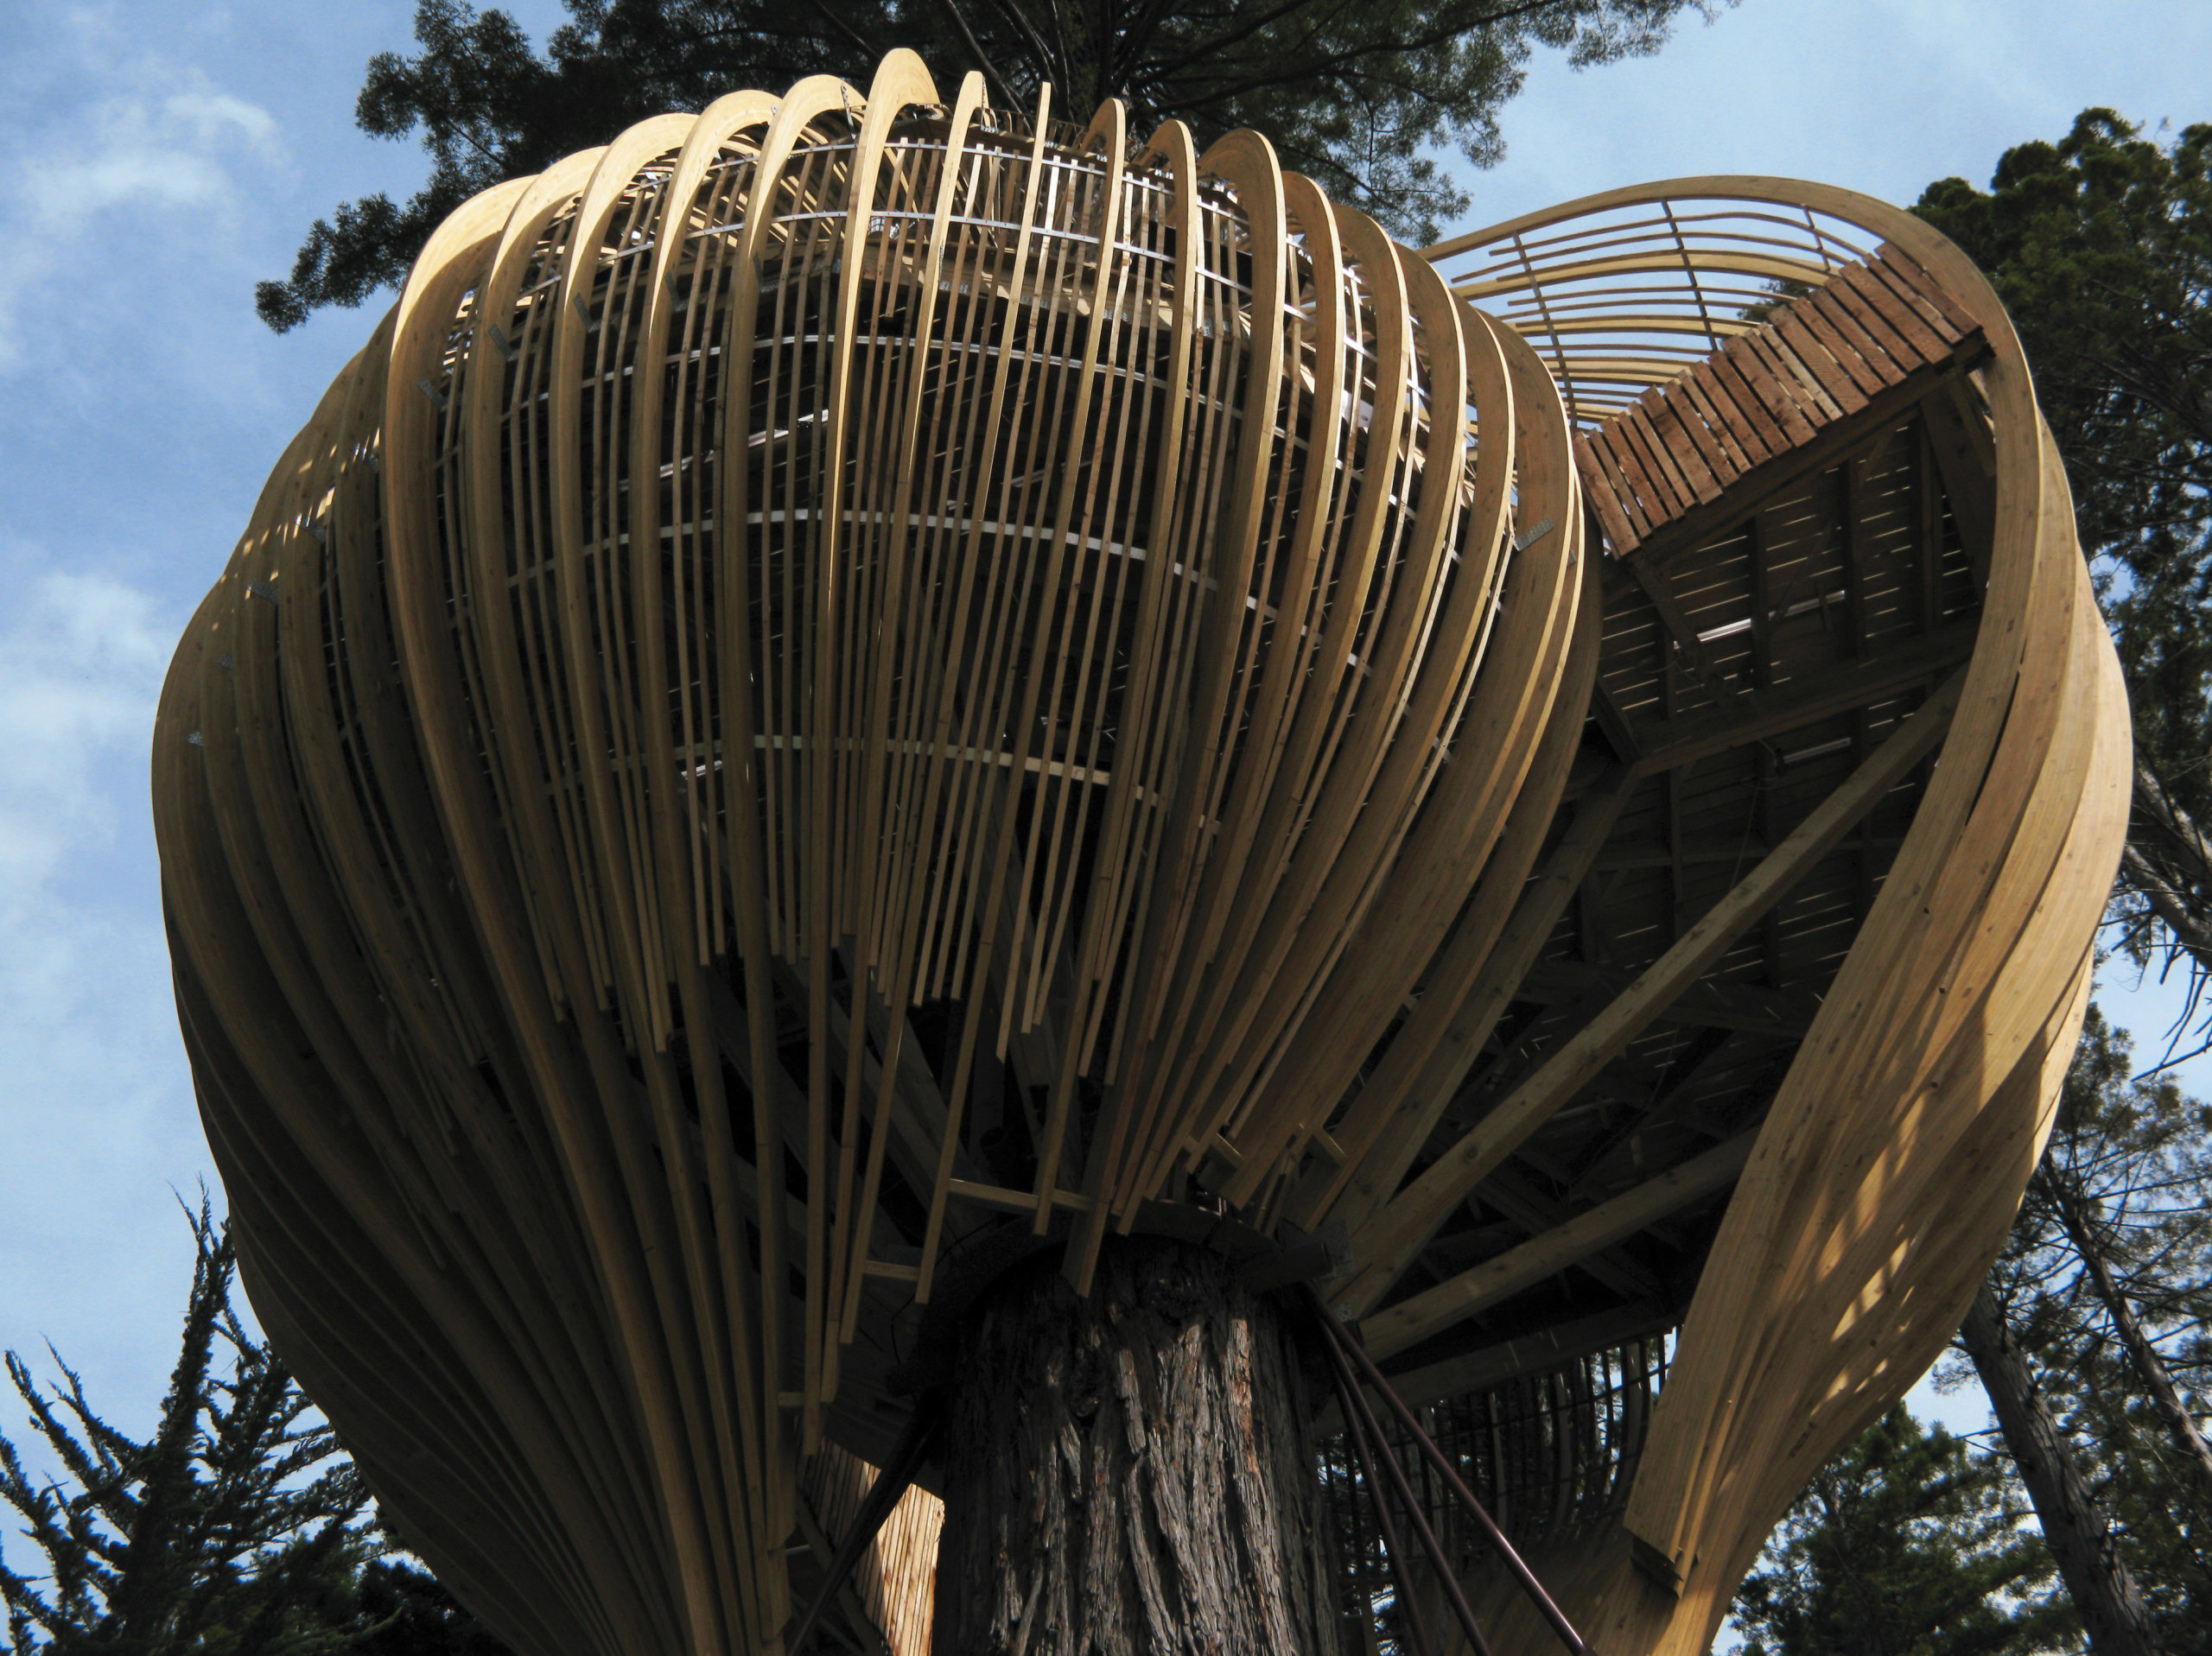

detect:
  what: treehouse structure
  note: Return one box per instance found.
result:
[154,52,2128,1656]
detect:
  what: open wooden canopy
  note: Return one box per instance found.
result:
[153,52,2127,1656]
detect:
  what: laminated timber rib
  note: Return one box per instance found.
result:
[152,53,2128,1656]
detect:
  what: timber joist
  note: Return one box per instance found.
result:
[155,53,2128,1656]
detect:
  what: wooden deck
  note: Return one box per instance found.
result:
[1420,180,2127,1654]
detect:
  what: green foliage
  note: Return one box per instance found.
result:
[2005,1010,2212,1396]
[257,0,1722,328]
[1731,1406,2069,1656]
[0,1202,507,1655]
[1915,113,2211,587]
[0,1202,366,1654]
[345,1563,509,1656]
[1915,111,2212,1018]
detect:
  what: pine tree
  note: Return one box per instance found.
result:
[0,1202,505,1655]
[1956,1287,2161,1656]
[1730,1405,2069,1656]
[254,0,1721,327]
[2034,1013,2212,1507]
[1915,114,2212,1047]
[346,1560,512,1656]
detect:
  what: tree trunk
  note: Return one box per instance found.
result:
[931,1235,1344,1655]
[2054,1190,2212,1508]
[1959,1284,2164,1656]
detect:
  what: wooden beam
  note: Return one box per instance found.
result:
[1517,961,1820,1038]
[1474,1159,1668,1302]
[1335,672,1962,1315]
[1630,558,1757,717]
[789,1486,895,1656]
[1630,617,1976,776]
[1358,1299,1680,1420]
[1588,834,1901,872]
[1590,681,1649,766]
[1566,1028,1763,1199]
[1920,377,1996,587]
[1358,1133,1757,1361]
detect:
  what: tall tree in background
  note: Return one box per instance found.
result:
[2029,1013,2212,1525]
[1956,1286,2164,1656]
[0,1204,508,1655]
[1959,1011,2212,1654]
[255,0,1719,328]
[1905,112,2212,1651]
[1729,1405,2068,1656]
[1916,113,2212,1054]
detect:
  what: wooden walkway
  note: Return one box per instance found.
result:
[1422,181,2126,1655]
[1575,247,1986,559]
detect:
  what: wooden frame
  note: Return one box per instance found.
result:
[1411,179,2128,1653]
[154,58,2126,1656]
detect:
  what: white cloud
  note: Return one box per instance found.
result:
[0,542,207,1447]
[0,60,281,371]
[0,560,171,897]
[0,547,181,1105]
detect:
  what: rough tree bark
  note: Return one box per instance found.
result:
[1959,1284,2164,1656]
[931,1235,1343,1655]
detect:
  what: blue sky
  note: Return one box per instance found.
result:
[0,0,2205,1466]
